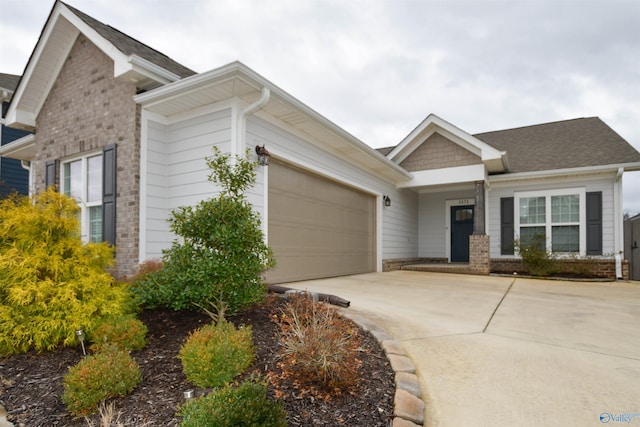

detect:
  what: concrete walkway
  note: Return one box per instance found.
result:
[294,271,640,427]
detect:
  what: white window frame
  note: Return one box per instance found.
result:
[60,151,103,243]
[514,188,586,256]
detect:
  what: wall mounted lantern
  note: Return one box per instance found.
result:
[383,195,391,207]
[255,145,270,166]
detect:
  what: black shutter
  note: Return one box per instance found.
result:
[586,191,602,255]
[45,160,57,189]
[500,197,515,255]
[102,144,117,246]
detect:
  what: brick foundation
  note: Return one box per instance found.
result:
[490,258,629,280]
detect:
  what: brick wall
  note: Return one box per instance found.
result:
[490,258,629,280]
[400,132,482,172]
[470,234,490,274]
[35,34,140,278]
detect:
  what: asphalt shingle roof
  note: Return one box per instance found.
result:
[62,2,196,79]
[474,117,640,173]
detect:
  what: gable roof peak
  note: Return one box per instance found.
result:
[5,0,196,130]
[387,113,507,173]
[60,1,195,79]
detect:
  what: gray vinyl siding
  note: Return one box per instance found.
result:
[144,109,232,259]
[418,189,475,258]
[487,176,616,258]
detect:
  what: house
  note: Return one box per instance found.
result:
[3,1,640,281]
[0,73,30,197]
[624,214,640,280]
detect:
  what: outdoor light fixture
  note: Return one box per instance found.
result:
[184,389,194,400]
[383,195,391,207]
[75,329,86,356]
[255,145,270,166]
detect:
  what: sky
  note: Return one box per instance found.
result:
[1,0,639,213]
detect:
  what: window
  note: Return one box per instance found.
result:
[515,189,585,255]
[62,154,103,242]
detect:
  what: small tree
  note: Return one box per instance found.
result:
[0,189,133,355]
[133,147,274,312]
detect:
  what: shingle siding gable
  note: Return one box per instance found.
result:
[399,132,482,172]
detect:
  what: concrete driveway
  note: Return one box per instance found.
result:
[292,271,640,427]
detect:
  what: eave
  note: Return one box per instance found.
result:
[135,61,412,184]
[0,134,36,161]
[488,162,640,184]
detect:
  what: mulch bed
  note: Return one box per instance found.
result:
[0,296,395,426]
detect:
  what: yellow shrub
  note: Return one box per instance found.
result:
[0,189,134,355]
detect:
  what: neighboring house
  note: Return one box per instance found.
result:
[624,214,640,281]
[3,1,640,281]
[0,73,30,197]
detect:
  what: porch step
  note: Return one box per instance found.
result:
[401,263,473,275]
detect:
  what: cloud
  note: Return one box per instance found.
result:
[1,0,639,211]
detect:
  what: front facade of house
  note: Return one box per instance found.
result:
[4,2,640,281]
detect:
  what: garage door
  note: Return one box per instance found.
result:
[267,160,376,283]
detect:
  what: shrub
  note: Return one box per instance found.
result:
[124,259,163,284]
[62,344,141,416]
[0,189,134,356]
[515,234,559,277]
[132,148,274,313]
[277,295,362,394]
[178,320,254,388]
[88,315,147,352]
[179,378,287,427]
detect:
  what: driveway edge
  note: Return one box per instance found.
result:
[342,312,425,427]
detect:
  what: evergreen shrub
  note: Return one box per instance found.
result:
[179,378,287,427]
[88,315,147,352]
[132,148,274,313]
[62,344,141,416]
[178,319,254,388]
[0,189,133,356]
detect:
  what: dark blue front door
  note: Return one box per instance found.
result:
[451,205,474,263]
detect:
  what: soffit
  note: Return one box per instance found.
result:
[136,63,411,184]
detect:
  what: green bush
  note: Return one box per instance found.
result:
[88,315,147,352]
[515,234,559,277]
[0,189,134,356]
[62,344,141,416]
[179,320,254,388]
[179,378,287,427]
[132,148,274,313]
[277,295,363,394]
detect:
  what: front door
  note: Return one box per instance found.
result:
[451,205,474,263]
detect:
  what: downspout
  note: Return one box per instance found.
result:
[233,87,271,157]
[233,87,271,242]
[21,161,33,197]
[615,167,624,279]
